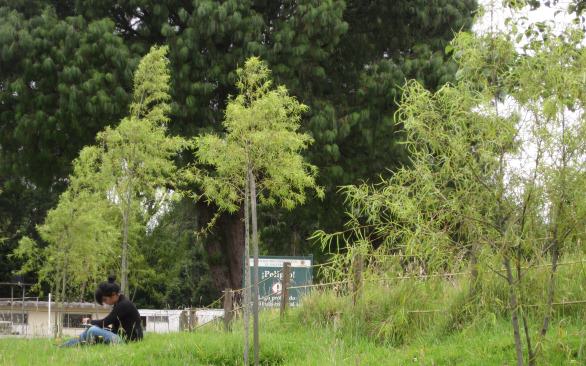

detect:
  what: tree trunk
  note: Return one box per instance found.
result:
[243,175,251,365]
[200,202,245,292]
[79,281,87,302]
[469,242,479,297]
[522,313,535,366]
[515,238,535,365]
[504,257,524,366]
[249,169,260,366]
[516,250,535,366]
[541,115,565,340]
[540,238,559,338]
[58,269,67,338]
[292,229,300,256]
[121,200,130,295]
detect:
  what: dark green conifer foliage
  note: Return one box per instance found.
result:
[0,0,477,295]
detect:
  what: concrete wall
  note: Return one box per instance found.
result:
[139,309,182,333]
[0,306,225,337]
[0,306,110,337]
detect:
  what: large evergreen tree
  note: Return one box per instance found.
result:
[261,0,477,261]
[0,0,477,298]
[0,4,136,292]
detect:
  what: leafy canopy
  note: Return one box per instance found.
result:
[192,57,323,212]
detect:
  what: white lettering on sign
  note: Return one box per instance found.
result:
[249,258,311,268]
[258,295,299,308]
[261,270,295,280]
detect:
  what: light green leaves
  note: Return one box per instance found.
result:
[14,45,186,300]
[192,57,323,212]
[316,16,586,279]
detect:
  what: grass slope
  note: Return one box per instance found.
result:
[0,311,584,365]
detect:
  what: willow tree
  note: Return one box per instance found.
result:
[512,21,586,361]
[192,57,323,366]
[314,10,586,366]
[97,45,186,295]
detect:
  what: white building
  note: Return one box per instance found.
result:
[138,309,182,333]
[0,300,224,337]
[0,300,110,337]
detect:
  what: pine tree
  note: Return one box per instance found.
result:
[1,1,477,297]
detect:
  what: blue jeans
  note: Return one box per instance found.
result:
[61,326,122,347]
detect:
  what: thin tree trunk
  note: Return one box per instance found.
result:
[243,174,251,366]
[292,229,299,256]
[121,193,131,295]
[58,269,67,338]
[541,115,566,340]
[516,248,535,365]
[249,169,260,366]
[540,239,559,338]
[504,257,524,366]
[522,313,535,366]
[79,281,87,302]
[53,281,60,338]
[469,242,479,297]
[517,118,543,366]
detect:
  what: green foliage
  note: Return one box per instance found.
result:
[300,255,586,345]
[11,149,119,301]
[98,45,184,197]
[270,0,477,258]
[0,2,477,291]
[191,56,324,364]
[315,17,586,274]
[313,8,586,364]
[134,199,218,308]
[0,6,135,185]
[0,3,135,290]
[13,45,187,299]
[90,45,186,294]
[192,57,323,212]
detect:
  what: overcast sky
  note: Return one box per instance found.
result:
[474,1,583,199]
[476,0,576,33]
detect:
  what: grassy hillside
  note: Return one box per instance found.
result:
[0,311,584,365]
[2,257,586,365]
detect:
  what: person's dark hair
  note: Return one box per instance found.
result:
[95,275,121,305]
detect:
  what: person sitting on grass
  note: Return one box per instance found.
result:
[61,276,143,347]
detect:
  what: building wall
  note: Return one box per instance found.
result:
[0,306,110,337]
[138,309,182,333]
[0,306,225,337]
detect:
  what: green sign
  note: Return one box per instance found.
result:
[245,256,313,308]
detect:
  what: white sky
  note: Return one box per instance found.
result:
[473,1,585,210]
[475,0,576,34]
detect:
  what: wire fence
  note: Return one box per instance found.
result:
[2,258,584,336]
[194,257,586,331]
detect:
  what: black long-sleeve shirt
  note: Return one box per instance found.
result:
[91,295,143,341]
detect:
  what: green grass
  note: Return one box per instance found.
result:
[1,311,584,365]
[3,256,586,365]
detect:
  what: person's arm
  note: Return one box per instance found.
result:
[91,303,129,328]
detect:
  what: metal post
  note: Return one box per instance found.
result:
[21,283,25,336]
[352,254,363,306]
[280,263,291,320]
[10,286,13,329]
[48,293,52,337]
[223,289,234,332]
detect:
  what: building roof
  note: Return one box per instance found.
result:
[0,301,110,310]
[138,309,184,315]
